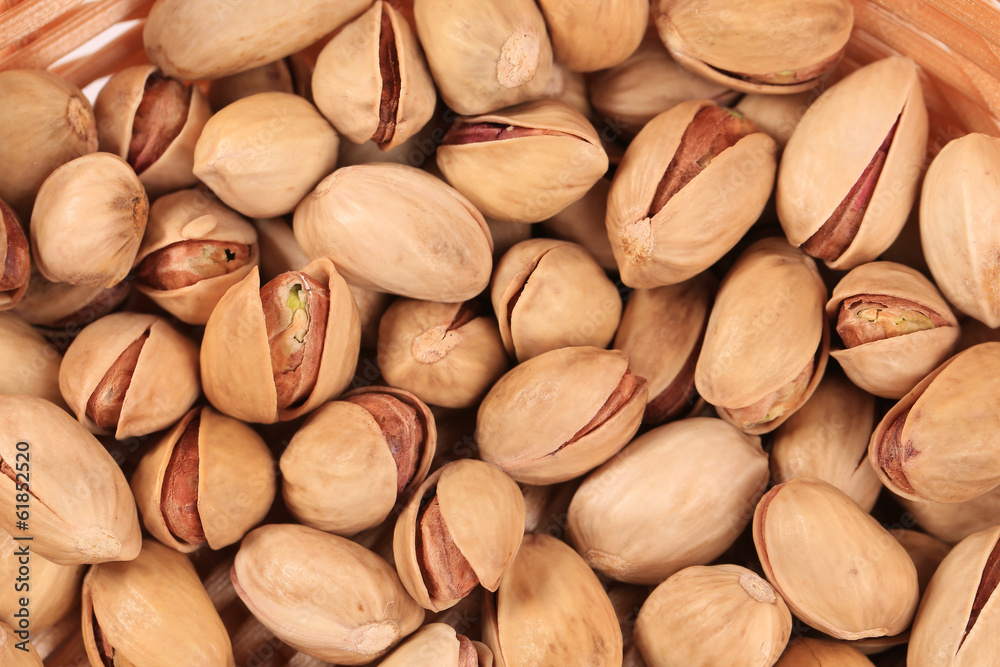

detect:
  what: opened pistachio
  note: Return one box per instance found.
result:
[774,638,875,666]
[380,623,493,667]
[0,313,63,407]
[0,200,29,311]
[537,0,646,72]
[0,532,83,634]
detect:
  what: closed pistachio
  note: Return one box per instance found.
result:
[869,343,1000,503]
[696,238,829,434]
[294,164,494,301]
[82,539,234,666]
[777,57,928,270]
[0,200,29,310]
[207,54,313,112]
[437,100,608,223]
[491,238,622,362]
[313,2,435,150]
[0,621,42,666]
[280,386,436,536]
[895,486,1000,545]
[0,69,98,219]
[634,564,792,667]
[753,478,919,639]
[483,533,622,666]
[13,271,129,334]
[201,258,361,423]
[0,532,84,634]
[377,299,510,409]
[131,406,276,553]
[607,100,777,287]
[889,529,950,595]
[380,623,493,666]
[414,0,553,115]
[540,177,617,271]
[0,313,63,407]
[59,313,200,439]
[477,346,647,484]
[568,418,768,584]
[921,132,1000,327]
[537,0,647,72]
[0,396,141,565]
[232,523,425,664]
[774,638,875,666]
[394,459,525,611]
[30,153,147,288]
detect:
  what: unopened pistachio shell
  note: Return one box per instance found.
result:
[537,0,647,72]
[774,638,875,666]
[0,313,63,407]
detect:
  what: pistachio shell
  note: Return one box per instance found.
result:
[0,396,140,565]
[774,638,875,666]
[0,621,42,666]
[537,0,647,72]
[207,54,312,111]
[895,486,1000,545]
[0,313,64,407]
[380,624,493,667]
[82,540,233,666]
[293,163,494,301]
[0,200,29,310]
[540,177,618,271]
[12,271,129,332]
[540,61,592,118]
[753,478,919,639]
[889,528,950,595]
[0,532,84,634]
[568,418,768,584]
[253,217,311,282]
[736,90,818,150]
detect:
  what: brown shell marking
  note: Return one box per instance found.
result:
[442,122,567,145]
[345,392,425,494]
[129,74,192,174]
[161,415,206,545]
[374,5,401,145]
[86,330,150,430]
[136,240,253,291]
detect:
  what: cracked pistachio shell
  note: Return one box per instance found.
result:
[377,299,510,409]
[144,0,371,79]
[634,564,792,667]
[476,346,647,484]
[655,0,852,94]
[827,261,959,398]
[695,238,829,434]
[483,533,622,667]
[568,418,768,584]
[94,65,211,199]
[0,313,63,407]
[280,387,436,536]
[131,406,275,553]
[607,100,777,288]
[0,532,83,634]
[540,177,617,271]
[777,56,928,270]
[921,133,1000,327]
[0,621,42,666]
[491,238,622,362]
[414,0,553,115]
[0,200,29,311]
[380,623,494,667]
[232,523,425,664]
[313,2,435,150]
[394,459,525,612]
[82,539,233,667]
[132,189,260,324]
[0,396,140,565]
[537,0,647,72]
[895,486,1000,545]
[201,258,361,423]
[770,371,880,512]
[774,638,875,666]
[753,478,919,639]
[30,153,147,288]
[59,312,200,439]
[437,99,608,223]
[908,526,1000,666]
[869,343,1000,503]
[889,529,950,595]
[193,92,339,218]
[293,163,493,301]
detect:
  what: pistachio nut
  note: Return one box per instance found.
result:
[0,621,42,667]
[477,346,647,484]
[736,90,819,150]
[0,531,84,634]
[869,343,1000,503]
[696,238,829,434]
[414,0,553,115]
[293,163,494,301]
[394,459,525,612]
[193,92,339,218]
[207,54,313,112]
[895,485,1000,546]
[491,238,622,362]
[483,533,622,666]
[614,275,714,425]
[131,406,276,553]
[540,177,617,271]
[94,65,211,199]
[201,258,361,423]
[541,61,591,118]
[770,370,880,511]
[777,56,928,270]
[59,312,200,439]
[377,298,510,409]
[144,0,371,79]
[607,100,777,287]
[537,0,646,72]
[889,528,950,595]
[380,623,493,667]
[437,99,609,223]
[655,0,852,93]
[82,539,234,666]
[0,313,63,407]
[132,188,259,324]
[30,153,147,288]
[313,2,435,150]
[921,132,1000,327]
[232,523,425,664]
[0,200,29,311]
[827,261,959,398]
[634,564,792,667]
[908,525,1000,666]
[0,69,98,219]
[753,478,919,639]
[773,638,875,666]
[568,417,768,584]
[280,386,436,536]
[0,395,141,564]
[13,271,129,335]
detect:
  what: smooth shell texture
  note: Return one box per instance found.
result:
[380,624,494,667]
[0,532,83,633]
[895,485,1000,545]
[889,529,951,595]
[537,0,647,72]
[0,621,43,666]
[773,638,875,666]
[541,177,617,271]
[0,313,64,407]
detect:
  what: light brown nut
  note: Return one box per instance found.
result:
[895,485,1000,546]
[0,620,43,666]
[889,528,950,595]
[379,623,492,667]
[13,271,129,334]
[206,54,312,112]
[0,313,63,407]
[537,0,647,72]
[540,177,618,271]
[0,532,83,634]
[773,638,875,666]
[0,200,29,311]
[735,90,820,150]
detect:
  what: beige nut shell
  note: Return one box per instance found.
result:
[0,312,64,407]
[380,623,494,667]
[0,621,42,666]
[0,532,83,634]
[895,485,1000,545]
[774,638,875,666]
[537,0,647,72]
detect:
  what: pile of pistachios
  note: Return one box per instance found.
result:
[2,0,999,665]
